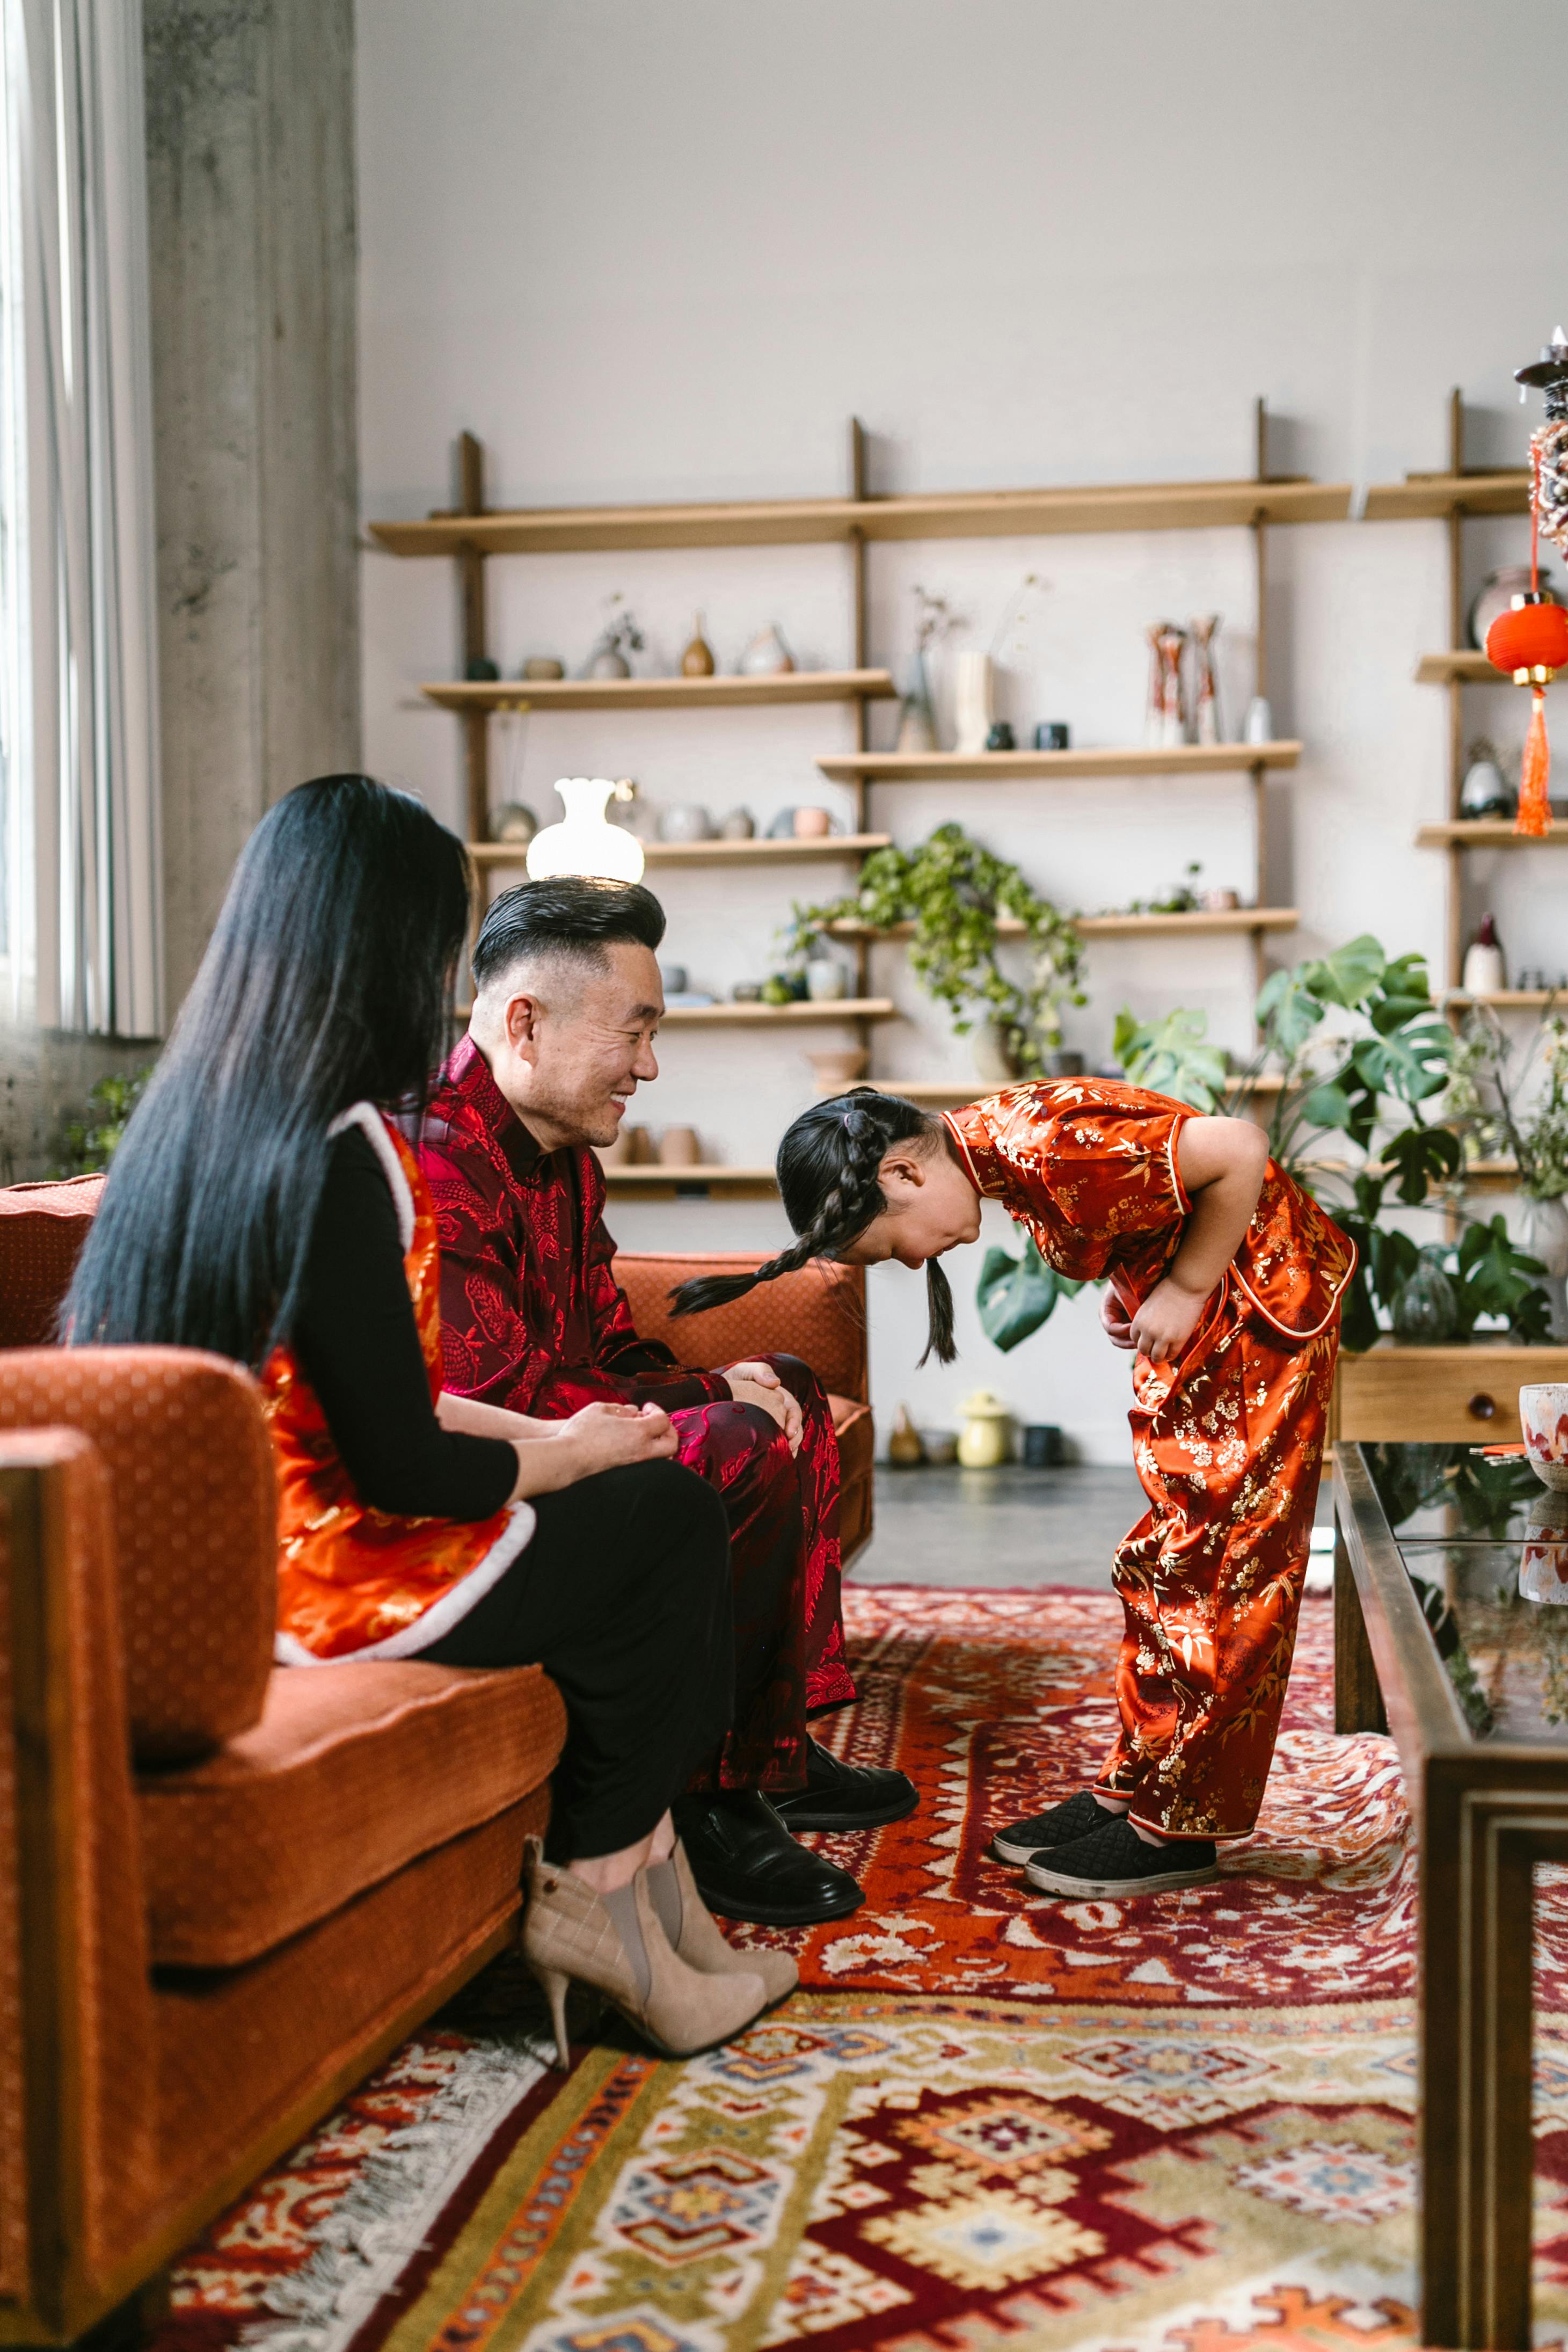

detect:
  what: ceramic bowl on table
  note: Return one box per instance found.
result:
[1520,1383,1568,1490]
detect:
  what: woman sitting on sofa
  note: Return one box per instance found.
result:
[62,773,790,2066]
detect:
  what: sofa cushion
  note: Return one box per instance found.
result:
[0,1174,103,1345]
[138,1658,565,1967]
[830,1397,873,1562]
[614,1253,867,1402]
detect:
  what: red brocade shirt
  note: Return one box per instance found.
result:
[417,1037,733,1417]
[942,1079,1355,1346]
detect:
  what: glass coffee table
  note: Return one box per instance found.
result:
[1334,1439,1568,2350]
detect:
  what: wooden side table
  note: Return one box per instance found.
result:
[1334,1440,1568,2350]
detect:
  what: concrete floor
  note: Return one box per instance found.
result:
[848,1463,1142,1592]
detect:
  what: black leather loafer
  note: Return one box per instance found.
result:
[770,1736,919,1834]
[670,1790,865,1926]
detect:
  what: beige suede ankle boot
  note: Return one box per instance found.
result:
[521,1840,770,2069]
[655,1839,797,2005]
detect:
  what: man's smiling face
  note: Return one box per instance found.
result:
[479,938,664,1153]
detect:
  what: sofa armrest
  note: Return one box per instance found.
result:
[0,1350,276,1761]
[0,1431,155,2330]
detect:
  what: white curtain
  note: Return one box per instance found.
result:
[0,0,161,1037]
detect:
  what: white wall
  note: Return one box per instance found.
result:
[356,0,1568,1460]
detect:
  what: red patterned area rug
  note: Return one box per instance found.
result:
[147,1586,1568,2352]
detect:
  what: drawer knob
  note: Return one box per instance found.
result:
[1468,1392,1498,1421]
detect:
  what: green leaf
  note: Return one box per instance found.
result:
[1300,934,1387,1010]
[1382,1124,1462,1205]
[1114,1004,1228,1111]
[1256,966,1326,1057]
[976,1239,1066,1352]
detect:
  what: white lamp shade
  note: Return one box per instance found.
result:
[526,778,645,884]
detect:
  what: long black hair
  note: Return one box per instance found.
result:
[670,1088,958,1364]
[63,775,471,1366]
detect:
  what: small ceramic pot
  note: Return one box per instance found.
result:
[919,1430,959,1466]
[1243,695,1273,745]
[805,957,849,1002]
[1469,566,1558,651]
[1035,722,1070,751]
[718,807,755,840]
[1044,1048,1085,1079]
[739,625,794,675]
[1520,1383,1568,1490]
[658,1126,702,1168]
[521,657,565,681]
[972,1021,1022,1083]
[660,964,688,995]
[731,981,764,1002]
[491,803,537,844]
[793,807,832,839]
[681,615,715,677]
[618,1125,654,1165]
[957,1390,1012,1469]
[887,1405,925,1466]
[465,656,501,682]
[809,1048,870,1092]
[1022,1424,1067,1467]
[986,722,1016,752]
[1460,741,1512,819]
[765,809,798,839]
[596,1130,631,1167]
[588,649,632,680]
[657,804,713,843]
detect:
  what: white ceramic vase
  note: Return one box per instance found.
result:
[526,778,646,882]
[952,650,994,756]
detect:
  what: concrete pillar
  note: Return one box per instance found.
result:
[143,0,361,1013]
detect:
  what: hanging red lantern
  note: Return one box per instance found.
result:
[1491,333,1568,835]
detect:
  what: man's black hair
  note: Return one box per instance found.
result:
[471,877,667,994]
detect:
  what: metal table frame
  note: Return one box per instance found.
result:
[1334,1443,1568,2350]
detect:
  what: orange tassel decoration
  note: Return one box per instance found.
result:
[1519,685,1552,836]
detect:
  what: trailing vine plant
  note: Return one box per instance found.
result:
[782,822,1086,1076]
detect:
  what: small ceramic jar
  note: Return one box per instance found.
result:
[808,1048,870,1091]
[658,1126,702,1168]
[805,956,849,1002]
[718,808,756,839]
[657,804,714,844]
[1521,1383,1568,1491]
[491,803,537,844]
[957,1390,1012,1468]
[793,807,832,839]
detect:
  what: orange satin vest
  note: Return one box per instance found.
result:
[262,1104,534,1663]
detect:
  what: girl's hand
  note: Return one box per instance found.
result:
[1127,1276,1210,1365]
[1100,1290,1136,1350]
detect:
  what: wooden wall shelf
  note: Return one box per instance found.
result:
[1446,989,1562,1009]
[421,669,895,712]
[1417,820,1568,848]
[1363,470,1530,522]
[599,1164,778,1196]
[838,1073,1288,1106]
[829,907,1299,943]
[815,741,1301,785]
[370,476,1351,560]
[661,997,895,1025]
[1414,651,1520,686]
[469,833,892,871]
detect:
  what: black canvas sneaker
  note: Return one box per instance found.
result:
[1024,1813,1219,1897]
[991,1788,1113,1865]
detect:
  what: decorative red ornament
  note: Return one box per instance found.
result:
[1485,431,1566,836]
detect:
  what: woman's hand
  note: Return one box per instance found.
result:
[1126,1275,1210,1365]
[506,1400,677,1501]
[726,1371,804,1457]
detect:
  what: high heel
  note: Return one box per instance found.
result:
[657,1839,797,2005]
[521,1839,769,2069]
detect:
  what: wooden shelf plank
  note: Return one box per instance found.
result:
[1413,650,1530,685]
[1446,989,1564,1008]
[1362,470,1530,522]
[369,479,1352,559]
[661,997,896,1025]
[815,741,1302,784]
[1417,820,1568,847]
[421,668,896,712]
[839,1073,1287,1105]
[828,907,1299,942]
[599,1163,778,1195]
[469,833,891,870]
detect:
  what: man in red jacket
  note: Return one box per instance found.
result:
[415,877,914,1925]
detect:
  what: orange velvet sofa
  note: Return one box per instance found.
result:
[0,1178,873,2346]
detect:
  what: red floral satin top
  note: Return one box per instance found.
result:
[942,1079,1355,1345]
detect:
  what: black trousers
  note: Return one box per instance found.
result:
[416,1458,733,1860]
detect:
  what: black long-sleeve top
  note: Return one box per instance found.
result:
[291,1128,519,1521]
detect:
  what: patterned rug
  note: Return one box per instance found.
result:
[148,1588,1568,2352]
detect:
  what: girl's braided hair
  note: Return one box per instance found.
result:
[668,1088,957,1364]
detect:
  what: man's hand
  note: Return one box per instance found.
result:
[726,1368,804,1457]
[1126,1276,1210,1366]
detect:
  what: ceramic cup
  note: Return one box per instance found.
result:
[620,1125,653,1165]
[657,804,713,843]
[1034,722,1070,752]
[805,958,848,1001]
[658,1126,702,1168]
[793,806,832,838]
[1520,1383,1568,1490]
[660,964,688,995]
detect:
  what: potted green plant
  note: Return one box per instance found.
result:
[1449,1009,1568,1338]
[783,822,1085,1079]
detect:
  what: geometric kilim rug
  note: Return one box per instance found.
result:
[148,1588,1568,2352]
